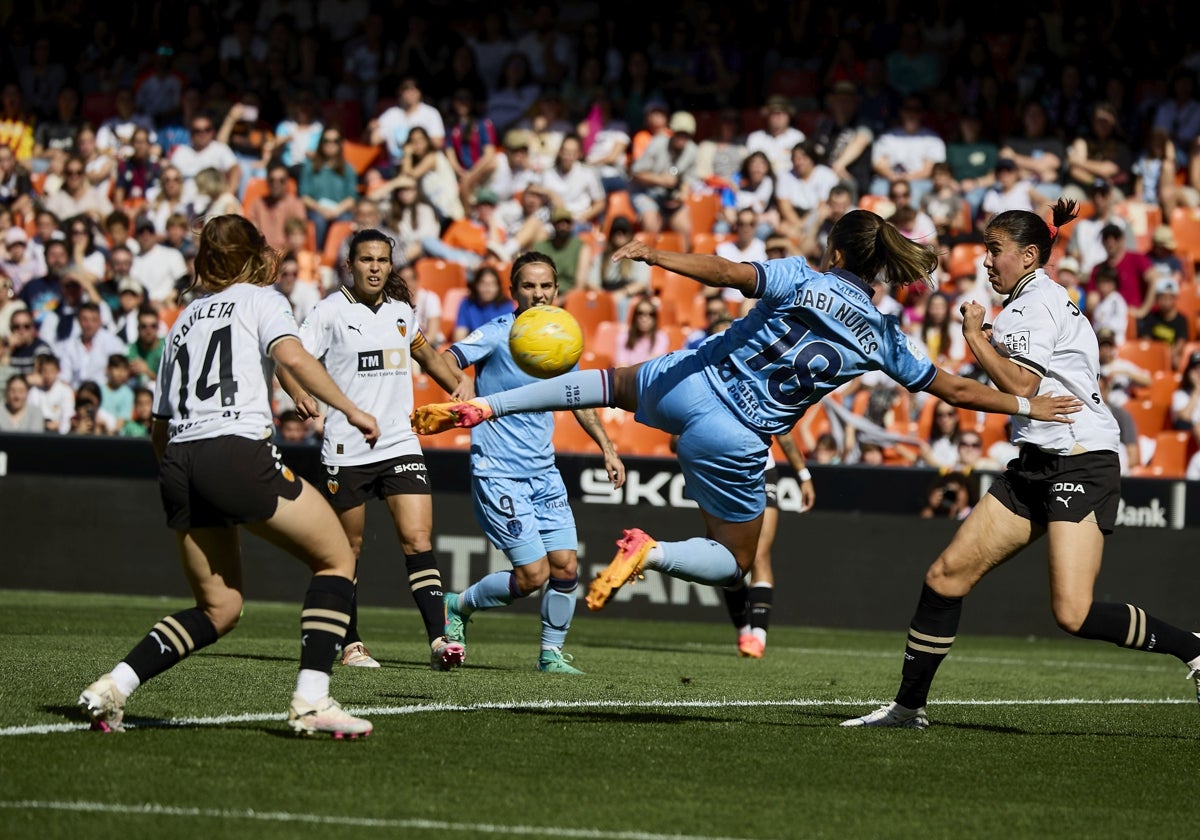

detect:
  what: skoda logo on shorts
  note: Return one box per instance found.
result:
[506,519,523,538]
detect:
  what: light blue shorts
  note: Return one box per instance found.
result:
[471,471,578,566]
[634,350,769,522]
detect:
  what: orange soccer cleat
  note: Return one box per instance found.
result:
[585,528,657,611]
[411,400,494,434]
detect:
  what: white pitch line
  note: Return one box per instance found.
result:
[0,800,754,840]
[0,697,1191,737]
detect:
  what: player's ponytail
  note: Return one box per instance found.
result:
[828,209,937,287]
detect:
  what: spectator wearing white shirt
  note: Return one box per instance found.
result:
[538,133,606,226]
[775,140,840,242]
[869,94,946,204]
[977,159,1051,230]
[716,210,768,312]
[130,218,188,307]
[54,302,127,390]
[1087,265,1129,345]
[95,87,157,161]
[369,76,447,172]
[746,96,806,181]
[168,115,241,200]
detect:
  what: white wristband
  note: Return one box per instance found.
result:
[798,468,813,482]
[1015,396,1031,417]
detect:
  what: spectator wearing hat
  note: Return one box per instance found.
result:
[1052,255,1086,314]
[746,95,805,180]
[484,129,541,201]
[1068,179,1132,278]
[112,274,146,345]
[869,94,946,205]
[532,206,593,296]
[1,227,45,294]
[630,111,698,246]
[421,188,507,272]
[1096,326,1151,408]
[1146,224,1185,287]
[538,133,606,228]
[130,218,188,308]
[1064,101,1133,202]
[1137,274,1191,360]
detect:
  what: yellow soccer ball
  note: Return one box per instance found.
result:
[509,305,584,378]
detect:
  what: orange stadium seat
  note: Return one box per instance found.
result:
[414,258,468,301]
[441,287,469,341]
[241,175,296,213]
[577,349,613,370]
[858,194,895,218]
[342,140,381,177]
[948,242,986,279]
[591,320,622,360]
[1123,398,1169,438]
[604,191,638,236]
[1117,339,1172,373]
[1169,207,1200,266]
[321,220,355,267]
[1145,430,1193,478]
[655,231,684,253]
[686,192,721,236]
[552,412,600,454]
[561,288,617,344]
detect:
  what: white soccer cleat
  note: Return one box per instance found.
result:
[840,702,929,730]
[341,641,381,668]
[78,674,127,733]
[287,694,373,739]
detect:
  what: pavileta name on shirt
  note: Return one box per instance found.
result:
[171,300,237,350]
[356,347,410,376]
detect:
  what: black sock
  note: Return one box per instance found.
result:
[300,575,353,673]
[896,583,962,710]
[748,585,773,633]
[343,577,362,646]
[405,551,445,644]
[722,581,749,630]
[1075,602,1200,661]
[123,607,219,683]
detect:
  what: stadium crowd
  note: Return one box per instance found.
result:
[2,1,1200,483]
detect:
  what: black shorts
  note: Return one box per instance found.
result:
[320,454,430,509]
[764,467,780,509]
[159,437,303,530]
[987,447,1120,534]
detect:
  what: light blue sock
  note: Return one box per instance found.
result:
[461,571,523,612]
[486,369,615,417]
[649,538,742,586]
[540,576,578,651]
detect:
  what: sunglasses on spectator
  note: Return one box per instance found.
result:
[191,125,213,134]
[11,321,33,330]
[891,190,910,199]
[635,309,656,317]
[959,439,982,448]
[269,175,289,183]
[322,135,342,143]
[66,168,84,176]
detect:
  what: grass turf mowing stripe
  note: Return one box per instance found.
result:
[0,800,756,840]
[5,697,1191,737]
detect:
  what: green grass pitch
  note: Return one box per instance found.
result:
[1,590,1196,840]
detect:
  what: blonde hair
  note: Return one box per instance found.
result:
[193,215,278,293]
[194,167,226,199]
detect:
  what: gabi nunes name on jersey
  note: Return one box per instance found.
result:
[154,284,299,443]
[299,286,429,466]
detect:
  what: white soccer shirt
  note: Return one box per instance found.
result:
[299,286,427,466]
[990,270,1120,455]
[154,284,298,443]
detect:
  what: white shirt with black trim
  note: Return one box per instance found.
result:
[990,269,1120,455]
[154,284,298,443]
[300,286,427,466]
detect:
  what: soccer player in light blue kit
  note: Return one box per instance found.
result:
[415,211,1083,610]
[437,251,625,673]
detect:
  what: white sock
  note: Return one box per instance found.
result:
[295,669,330,704]
[752,628,767,644]
[738,624,752,637]
[111,662,141,697]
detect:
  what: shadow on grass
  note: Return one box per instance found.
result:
[507,707,728,725]
[794,709,1200,739]
[205,651,295,664]
[574,639,709,655]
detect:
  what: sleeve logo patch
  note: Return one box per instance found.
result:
[1003,330,1030,356]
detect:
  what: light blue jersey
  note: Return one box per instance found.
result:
[449,313,559,478]
[695,257,937,436]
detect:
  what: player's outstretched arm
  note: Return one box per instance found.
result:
[271,337,380,445]
[572,408,625,488]
[924,369,1081,423]
[611,240,759,297]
